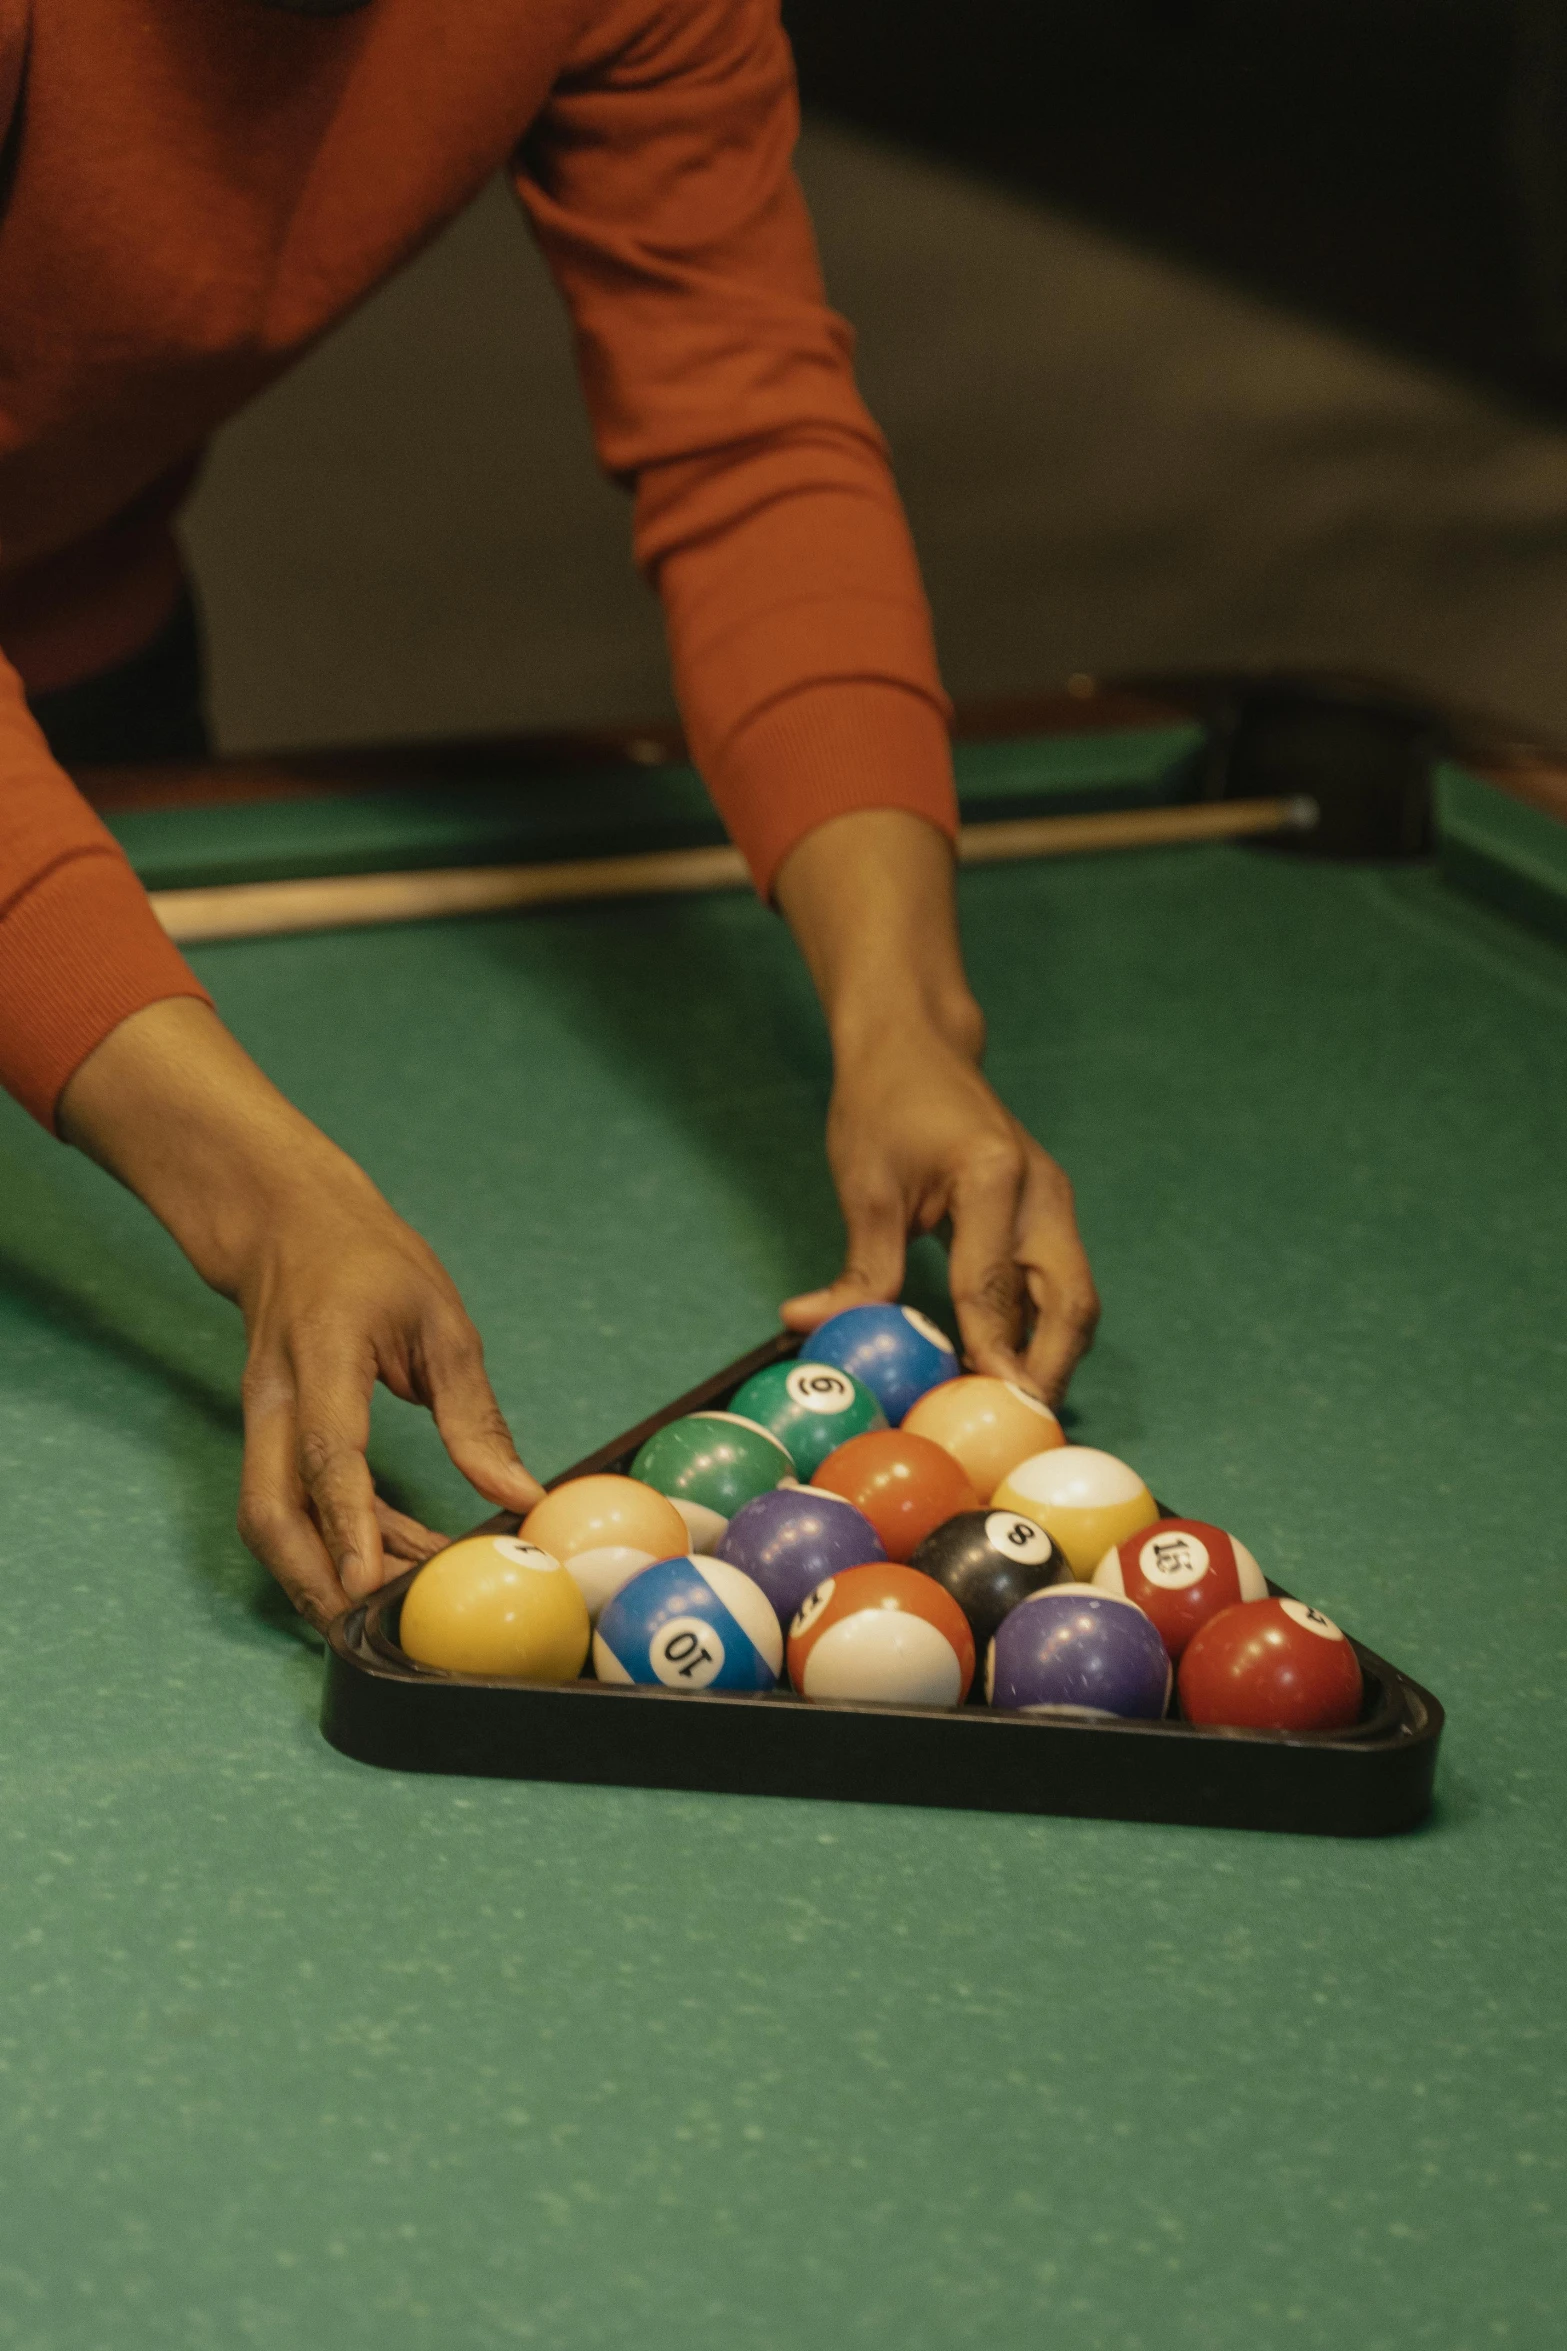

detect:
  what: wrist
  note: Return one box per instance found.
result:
[775,807,985,1065]
[827,976,986,1071]
[169,1125,375,1303]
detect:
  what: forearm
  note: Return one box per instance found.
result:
[773,808,984,1062]
[57,998,373,1301]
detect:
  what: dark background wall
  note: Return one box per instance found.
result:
[783,0,1567,403]
[180,11,1567,754]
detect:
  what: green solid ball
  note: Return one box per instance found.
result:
[728,1358,887,1479]
[631,1412,792,1543]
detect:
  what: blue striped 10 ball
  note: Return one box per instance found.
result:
[593,1555,783,1692]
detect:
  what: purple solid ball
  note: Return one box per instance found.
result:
[716,1486,886,1627]
[986,1586,1171,1718]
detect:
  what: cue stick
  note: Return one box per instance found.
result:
[149,793,1317,947]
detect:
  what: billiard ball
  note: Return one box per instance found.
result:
[399,1534,591,1681]
[715,1485,886,1627]
[811,1428,980,1561]
[593,1555,783,1691]
[522,1474,689,1619]
[728,1358,886,1480]
[787,1562,975,1705]
[985,1585,1171,1718]
[630,1412,792,1550]
[908,1507,1068,1650]
[798,1303,958,1425]
[1092,1518,1267,1659]
[556,1544,658,1624]
[991,1447,1159,1579]
[1177,1597,1363,1732]
[903,1375,1063,1500]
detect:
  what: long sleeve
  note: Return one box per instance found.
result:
[0,661,209,1127]
[514,0,957,893]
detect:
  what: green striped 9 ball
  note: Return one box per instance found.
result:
[631,1412,793,1551]
[729,1359,887,1480]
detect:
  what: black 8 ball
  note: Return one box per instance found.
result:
[909,1508,1068,1650]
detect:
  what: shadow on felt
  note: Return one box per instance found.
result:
[461,885,994,1347]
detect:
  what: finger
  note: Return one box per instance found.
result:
[947,1139,1031,1380]
[1022,1265,1099,1408]
[422,1319,544,1515]
[292,1343,386,1602]
[237,1359,350,1631]
[375,1497,449,1564]
[780,1182,908,1329]
[1014,1143,1101,1406]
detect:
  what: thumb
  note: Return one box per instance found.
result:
[782,1184,908,1331]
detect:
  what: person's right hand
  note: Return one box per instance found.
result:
[230,1156,543,1628]
[59,999,541,1629]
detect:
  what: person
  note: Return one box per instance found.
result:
[0,0,1099,1629]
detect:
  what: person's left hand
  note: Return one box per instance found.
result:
[780,1012,1100,1407]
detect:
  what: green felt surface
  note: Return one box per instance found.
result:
[1,789,1565,2348]
[104,724,1203,890]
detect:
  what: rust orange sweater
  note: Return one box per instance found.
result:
[0,0,955,1129]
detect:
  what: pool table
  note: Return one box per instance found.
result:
[0,690,1562,2346]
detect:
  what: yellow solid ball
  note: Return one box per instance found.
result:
[991,1446,1159,1580]
[399,1534,591,1681]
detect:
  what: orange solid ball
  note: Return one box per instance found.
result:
[523,1475,688,1568]
[811,1429,979,1563]
[903,1376,1063,1501]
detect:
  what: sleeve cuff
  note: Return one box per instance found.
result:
[0,849,212,1129]
[705,680,959,899]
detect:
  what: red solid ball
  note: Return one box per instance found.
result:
[811,1430,979,1562]
[1093,1517,1267,1659]
[1178,1596,1364,1732]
